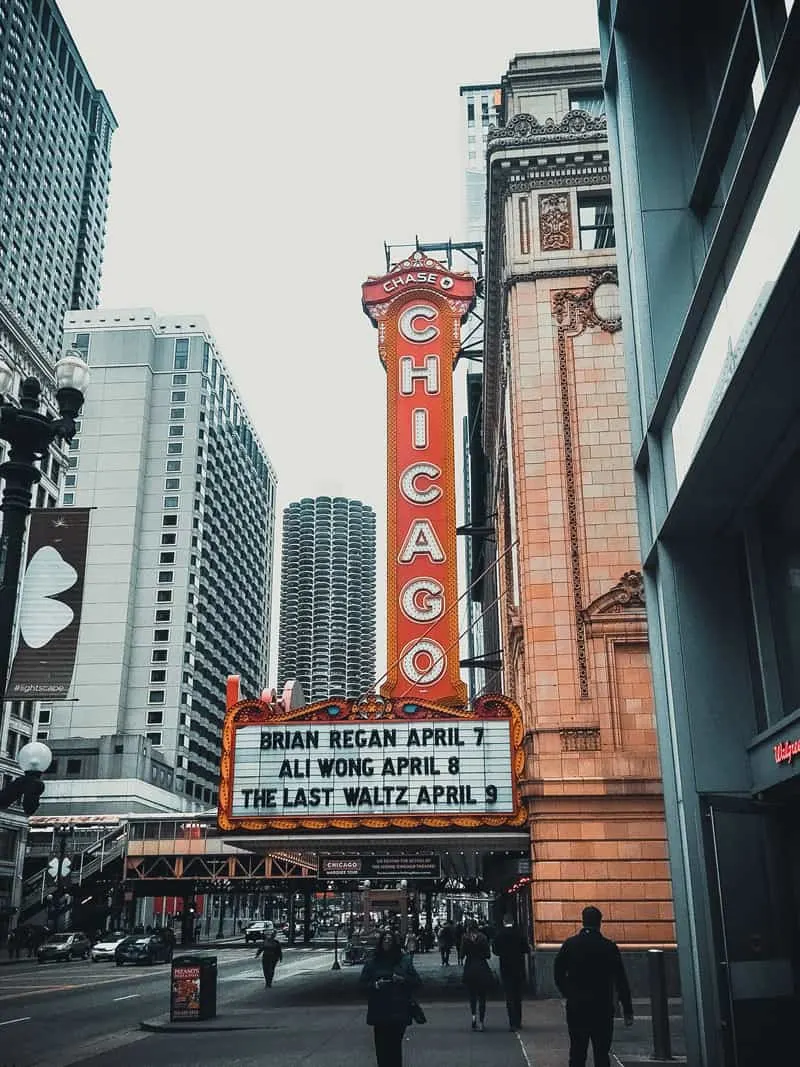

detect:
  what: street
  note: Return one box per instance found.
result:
[0,946,332,1067]
[0,946,684,1067]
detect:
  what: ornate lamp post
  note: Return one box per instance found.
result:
[0,350,89,703]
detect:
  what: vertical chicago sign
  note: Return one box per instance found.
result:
[217,251,525,834]
[362,253,475,707]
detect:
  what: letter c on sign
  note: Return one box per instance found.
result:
[401,638,446,685]
[400,462,442,504]
[398,304,439,344]
[400,578,444,622]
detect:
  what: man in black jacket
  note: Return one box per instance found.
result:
[553,906,633,1067]
[492,914,530,1030]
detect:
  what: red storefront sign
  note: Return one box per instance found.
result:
[362,253,475,706]
[774,738,800,765]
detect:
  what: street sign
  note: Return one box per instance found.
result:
[321,854,442,880]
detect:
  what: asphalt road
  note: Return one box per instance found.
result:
[0,946,333,1067]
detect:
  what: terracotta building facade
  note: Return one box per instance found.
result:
[482,50,675,986]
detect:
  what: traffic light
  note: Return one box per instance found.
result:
[0,772,45,815]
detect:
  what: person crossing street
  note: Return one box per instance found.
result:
[255,928,283,988]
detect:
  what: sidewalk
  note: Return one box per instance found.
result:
[141,947,687,1064]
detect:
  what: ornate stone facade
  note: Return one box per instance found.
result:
[538,193,573,251]
[483,52,674,970]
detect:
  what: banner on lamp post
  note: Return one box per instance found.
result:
[6,508,91,699]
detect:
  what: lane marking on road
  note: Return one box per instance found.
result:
[0,1015,31,1026]
[113,994,140,1001]
[516,1031,534,1067]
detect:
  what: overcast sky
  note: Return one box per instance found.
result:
[60,0,600,687]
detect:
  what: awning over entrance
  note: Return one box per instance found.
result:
[222,830,530,881]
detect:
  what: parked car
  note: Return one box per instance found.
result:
[115,930,174,966]
[91,932,128,962]
[37,932,91,964]
[244,920,274,944]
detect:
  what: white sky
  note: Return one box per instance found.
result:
[59,0,600,689]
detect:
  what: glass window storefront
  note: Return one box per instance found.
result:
[760,453,800,716]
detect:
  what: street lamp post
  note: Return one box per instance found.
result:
[0,350,90,706]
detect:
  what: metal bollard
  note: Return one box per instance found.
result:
[647,948,672,1060]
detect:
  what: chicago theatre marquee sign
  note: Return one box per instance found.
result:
[218,253,525,833]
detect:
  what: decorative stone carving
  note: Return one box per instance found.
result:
[553,269,622,335]
[488,109,607,146]
[583,571,645,619]
[560,727,601,752]
[539,193,572,251]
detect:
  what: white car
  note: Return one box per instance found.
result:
[91,932,128,962]
[244,920,274,944]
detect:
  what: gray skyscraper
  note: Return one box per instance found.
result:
[0,0,116,357]
[46,308,277,810]
[277,497,376,704]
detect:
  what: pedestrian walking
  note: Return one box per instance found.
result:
[554,906,634,1067]
[438,920,455,966]
[360,929,421,1067]
[255,928,283,988]
[462,920,493,1031]
[454,921,464,965]
[403,928,417,961]
[493,912,530,1030]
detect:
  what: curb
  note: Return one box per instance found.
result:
[140,1015,279,1033]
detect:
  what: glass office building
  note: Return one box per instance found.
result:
[599,2,800,1064]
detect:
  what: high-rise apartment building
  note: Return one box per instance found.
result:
[0,0,116,357]
[459,84,502,244]
[458,84,503,701]
[277,497,376,704]
[45,308,277,810]
[0,0,115,929]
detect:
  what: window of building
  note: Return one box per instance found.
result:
[155,609,171,623]
[150,669,166,683]
[73,332,90,358]
[171,391,186,403]
[164,478,180,492]
[65,473,77,487]
[578,192,615,249]
[66,758,81,775]
[760,453,800,718]
[467,101,475,123]
[147,731,163,747]
[62,492,74,505]
[67,456,78,468]
[159,551,176,565]
[161,533,177,546]
[172,374,187,386]
[37,730,49,742]
[168,426,183,438]
[569,88,605,116]
[156,589,172,603]
[162,514,178,527]
[173,337,189,370]
[153,629,170,642]
[148,690,165,704]
[166,459,182,473]
[38,704,52,725]
[158,570,174,583]
[170,408,185,421]
[152,649,168,663]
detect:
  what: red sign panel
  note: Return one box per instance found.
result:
[362,254,475,706]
